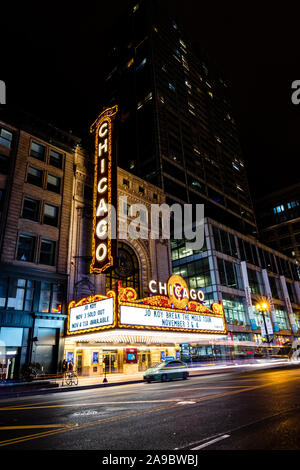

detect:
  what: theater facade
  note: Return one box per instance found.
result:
[64,107,227,375]
[65,275,227,375]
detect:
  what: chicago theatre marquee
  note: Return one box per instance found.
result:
[64,107,227,376]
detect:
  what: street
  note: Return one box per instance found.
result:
[0,364,300,452]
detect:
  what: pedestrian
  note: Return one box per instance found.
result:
[68,360,74,372]
[62,358,68,385]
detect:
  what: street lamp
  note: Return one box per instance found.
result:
[255,299,271,345]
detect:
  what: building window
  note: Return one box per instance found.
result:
[0,153,9,174]
[0,278,8,307]
[273,205,285,214]
[106,242,140,296]
[217,258,243,290]
[136,58,147,71]
[173,257,212,289]
[27,165,43,187]
[22,196,40,221]
[139,186,144,194]
[247,268,265,296]
[39,239,56,265]
[6,279,35,311]
[123,201,131,217]
[168,82,176,92]
[38,281,63,313]
[274,307,290,330]
[47,174,61,193]
[43,203,59,227]
[0,128,13,149]
[123,178,129,187]
[30,141,45,161]
[17,234,36,262]
[49,149,63,169]
[222,294,249,326]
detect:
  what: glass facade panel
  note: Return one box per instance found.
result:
[222,293,249,325]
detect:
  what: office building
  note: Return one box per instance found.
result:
[102,0,257,235]
[255,182,300,263]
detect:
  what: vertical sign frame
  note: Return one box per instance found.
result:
[90,105,118,274]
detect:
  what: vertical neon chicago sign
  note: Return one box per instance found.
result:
[90,105,118,273]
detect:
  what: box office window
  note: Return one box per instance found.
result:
[47,173,61,193]
[49,149,63,169]
[39,239,56,266]
[43,203,58,227]
[27,166,43,187]
[17,234,36,262]
[30,141,45,161]
[22,196,40,221]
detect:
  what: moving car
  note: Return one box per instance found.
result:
[143,360,189,383]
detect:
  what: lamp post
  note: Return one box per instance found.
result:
[255,300,271,345]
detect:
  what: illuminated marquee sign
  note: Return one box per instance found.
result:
[67,293,116,335]
[66,276,227,337]
[119,305,226,333]
[90,105,118,274]
[149,274,205,308]
[117,276,227,335]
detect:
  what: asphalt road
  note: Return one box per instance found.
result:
[1,364,300,453]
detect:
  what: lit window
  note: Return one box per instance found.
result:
[133,3,139,12]
[168,82,176,92]
[43,203,59,227]
[127,58,134,68]
[27,166,43,187]
[17,234,36,262]
[49,149,63,169]
[173,22,178,30]
[0,128,13,149]
[47,174,61,193]
[136,58,146,71]
[30,141,45,161]
[273,205,285,214]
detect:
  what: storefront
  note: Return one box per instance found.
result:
[64,275,228,375]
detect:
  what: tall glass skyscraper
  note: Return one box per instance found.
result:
[102,0,256,235]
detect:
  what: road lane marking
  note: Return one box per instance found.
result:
[190,434,230,450]
[0,399,179,411]
[0,424,70,430]
[1,372,299,448]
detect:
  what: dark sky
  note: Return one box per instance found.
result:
[2,0,300,198]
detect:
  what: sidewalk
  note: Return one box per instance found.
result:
[0,359,294,399]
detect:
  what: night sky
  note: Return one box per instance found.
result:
[2,0,300,198]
